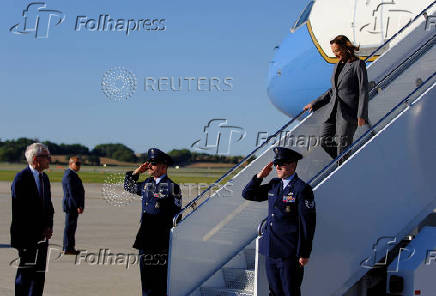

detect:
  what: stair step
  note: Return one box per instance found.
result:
[222,268,255,291]
[244,248,256,270]
[200,287,254,296]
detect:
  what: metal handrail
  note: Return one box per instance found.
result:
[256,1,436,235]
[309,71,436,186]
[258,71,436,237]
[173,110,307,226]
[368,35,436,100]
[257,218,268,236]
[363,1,436,63]
[174,2,436,228]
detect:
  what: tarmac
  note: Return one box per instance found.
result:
[0,181,199,296]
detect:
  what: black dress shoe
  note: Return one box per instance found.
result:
[64,249,80,255]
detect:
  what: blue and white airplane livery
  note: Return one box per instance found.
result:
[267,0,433,117]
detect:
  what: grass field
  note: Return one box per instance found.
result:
[0,163,231,184]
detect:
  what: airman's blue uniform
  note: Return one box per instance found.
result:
[242,148,316,296]
[124,148,181,296]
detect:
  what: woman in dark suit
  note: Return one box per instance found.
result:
[304,35,369,160]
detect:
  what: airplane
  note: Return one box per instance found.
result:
[167,0,436,295]
[267,0,433,118]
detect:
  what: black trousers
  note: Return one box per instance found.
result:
[320,114,357,160]
[138,250,168,296]
[265,256,304,296]
[15,241,48,296]
[63,211,78,251]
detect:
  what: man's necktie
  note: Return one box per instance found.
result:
[39,173,46,209]
[278,180,284,196]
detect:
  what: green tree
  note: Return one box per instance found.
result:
[92,143,137,162]
[168,149,192,165]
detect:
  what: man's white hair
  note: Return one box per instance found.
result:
[25,143,50,165]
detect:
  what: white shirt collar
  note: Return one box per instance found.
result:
[282,173,295,189]
[154,174,167,185]
[29,165,40,176]
[29,165,42,192]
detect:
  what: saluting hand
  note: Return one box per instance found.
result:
[133,162,150,175]
[257,162,273,179]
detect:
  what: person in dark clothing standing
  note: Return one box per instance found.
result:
[242,147,316,296]
[11,143,55,296]
[124,148,182,296]
[62,156,85,255]
[304,35,369,160]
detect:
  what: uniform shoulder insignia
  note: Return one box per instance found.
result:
[305,200,315,209]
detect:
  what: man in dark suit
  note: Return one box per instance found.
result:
[242,147,316,296]
[124,148,182,296]
[304,35,369,160]
[10,143,55,296]
[62,156,85,255]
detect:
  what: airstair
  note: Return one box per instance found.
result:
[167,3,436,295]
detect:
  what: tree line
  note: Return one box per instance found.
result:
[0,138,250,166]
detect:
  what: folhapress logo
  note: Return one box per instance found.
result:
[191,119,246,155]
[11,2,166,39]
[75,15,166,36]
[10,2,65,39]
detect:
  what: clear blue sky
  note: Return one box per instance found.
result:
[1,0,310,156]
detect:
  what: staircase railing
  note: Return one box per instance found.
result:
[309,71,436,187]
[173,1,436,228]
[173,110,306,226]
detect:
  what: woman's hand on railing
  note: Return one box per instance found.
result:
[303,103,313,112]
[257,162,274,179]
[299,257,309,267]
[358,118,366,126]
